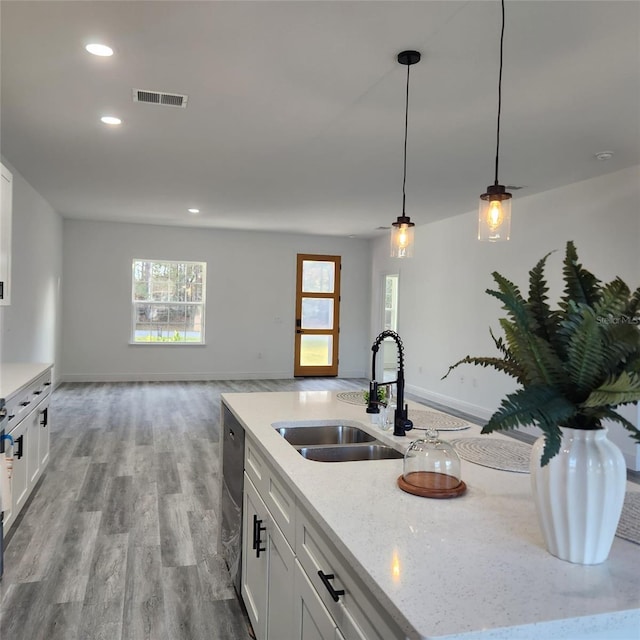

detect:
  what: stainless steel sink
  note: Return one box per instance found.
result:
[276,424,376,446]
[297,444,404,462]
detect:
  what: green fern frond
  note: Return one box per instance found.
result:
[594,278,630,319]
[499,320,568,389]
[600,322,640,375]
[538,426,564,467]
[562,305,605,392]
[441,355,524,382]
[481,386,575,432]
[482,386,574,466]
[561,241,601,310]
[527,251,556,342]
[600,407,640,444]
[628,286,640,317]
[583,371,640,407]
[489,327,509,357]
[487,272,538,333]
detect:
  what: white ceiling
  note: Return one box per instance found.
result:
[1,1,639,238]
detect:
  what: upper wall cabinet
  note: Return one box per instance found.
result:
[0,162,13,305]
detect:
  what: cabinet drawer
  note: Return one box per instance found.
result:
[296,507,403,640]
[5,369,52,433]
[245,438,296,546]
[29,370,53,404]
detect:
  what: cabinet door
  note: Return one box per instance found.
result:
[242,475,269,640]
[27,407,41,486]
[293,560,338,640]
[38,402,50,468]
[266,511,295,640]
[8,419,29,523]
[0,163,12,306]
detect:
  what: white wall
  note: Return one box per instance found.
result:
[0,158,63,374]
[371,166,640,468]
[61,220,371,381]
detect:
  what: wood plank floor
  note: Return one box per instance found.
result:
[0,378,367,640]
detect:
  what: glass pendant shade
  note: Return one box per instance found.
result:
[478,0,512,242]
[390,216,415,258]
[478,185,511,242]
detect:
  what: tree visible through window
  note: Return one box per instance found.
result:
[132,259,206,343]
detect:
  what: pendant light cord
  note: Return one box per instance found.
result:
[402,62,410,215]
[494,0,505,186]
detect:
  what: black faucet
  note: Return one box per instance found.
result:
[366,330,413,437]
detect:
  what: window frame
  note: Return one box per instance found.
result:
[130,258,207,345]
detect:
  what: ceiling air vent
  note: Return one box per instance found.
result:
[133,89,188,108]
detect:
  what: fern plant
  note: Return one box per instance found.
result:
[443,241,640,466]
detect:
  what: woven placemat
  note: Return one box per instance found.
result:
[410,409,471,432]
[450,437,532,473]
[336,390,368,405]
[336,392,471,432]
[616,492,640,545]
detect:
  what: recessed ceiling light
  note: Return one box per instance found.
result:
[100,116,122,125]
[595,151,614,161]
[187,208,200,214]
[86,43,113,57]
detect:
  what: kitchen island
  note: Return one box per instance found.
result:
[221,390,640,640]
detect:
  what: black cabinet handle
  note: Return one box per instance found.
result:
[318,570,345,602]
[33,390,43,396]
[40,407,48,428]
[252,514,259,550]
[20,401,31,407]
[252,514,266,558]
[0,281,3,299]
[44,382,51,387]
[15,434,24,459]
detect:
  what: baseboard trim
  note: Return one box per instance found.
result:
[61,369,368,383]
[61,371,294,383]
[405,383,493,423]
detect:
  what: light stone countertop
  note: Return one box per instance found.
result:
[0,362,53,401]
[222,390,640,640]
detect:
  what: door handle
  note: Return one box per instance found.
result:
[40,407,48,428]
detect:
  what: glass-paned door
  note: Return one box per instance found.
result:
[294,254,341,377]
[383,274,399,372]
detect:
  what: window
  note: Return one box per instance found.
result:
[132,259,206,343]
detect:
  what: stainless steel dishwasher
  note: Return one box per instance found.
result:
[220,403,245,595]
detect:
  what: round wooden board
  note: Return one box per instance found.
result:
[397,473,467,499]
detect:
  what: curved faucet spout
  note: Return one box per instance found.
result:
[366,330,413,437]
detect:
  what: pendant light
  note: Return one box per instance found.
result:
[478,0,511,242]
[391,50,421,258]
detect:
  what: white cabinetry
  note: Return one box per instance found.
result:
[5,418,28,524]
[241,435,403,640]
[296,506,399,640]
[0,162,12,305]
[294,560,345,640]
[2,367,52,533]
[242,439,295,640]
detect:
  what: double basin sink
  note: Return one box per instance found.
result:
[273,421,403,462]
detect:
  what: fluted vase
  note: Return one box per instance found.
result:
[530,427,626,565]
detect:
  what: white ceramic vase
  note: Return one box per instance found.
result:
[530,427,626,565]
